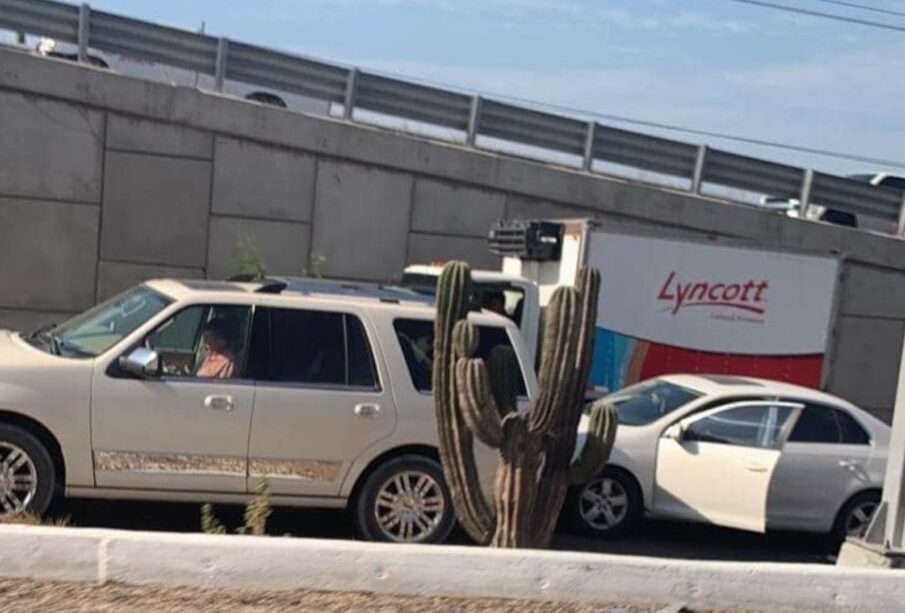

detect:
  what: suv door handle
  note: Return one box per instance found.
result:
[747,466,768,473]
[204,394,234,412]
[354,403,381,418]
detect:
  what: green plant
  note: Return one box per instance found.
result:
[433,261,617,548]
[0,512,69,527]
[300,254,327,279]
[238,480,272,536]
[231,237,267,280]
[200,480,271,536]
[200,503,227,535]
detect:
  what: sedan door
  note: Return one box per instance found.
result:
[653,401,801,533]
[767,403,875,533]
[245,306,396,498]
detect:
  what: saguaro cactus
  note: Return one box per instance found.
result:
[432,261,617,548]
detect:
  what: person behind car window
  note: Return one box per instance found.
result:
[196,319,237,379]
[482,291,507,317]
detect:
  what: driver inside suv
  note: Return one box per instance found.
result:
[196,319,238,379]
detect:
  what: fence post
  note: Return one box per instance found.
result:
[582,121,597,172]
[343,68,359,120]
[897,192,905,238]
[77,3,91,63]
[799,169,814,220]
[691,144,708,194]
[214,37,229,91]
[466,95,482,147]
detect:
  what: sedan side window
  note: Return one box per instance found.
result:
[789,404,871,445]
[685,404,793,449]
[146,305,251,379]
[836,409,871,445]
[787,405,840,443]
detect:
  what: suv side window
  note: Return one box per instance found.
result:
[393,318,527,395]
[254,308,378,389]
[788,404,871,445]
[684,404,793,449]
[146,305,251,378]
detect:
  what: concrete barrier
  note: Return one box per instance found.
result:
[0,525,902,611]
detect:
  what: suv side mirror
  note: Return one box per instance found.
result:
[119,347,160,378]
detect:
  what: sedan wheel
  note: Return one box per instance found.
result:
[580,477,629,531]
[564,467,642,538]
[843,499,878,538]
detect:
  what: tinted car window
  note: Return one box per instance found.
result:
[347,315,377,388]
[788,405,840,443]
[255,309,378,388]
[685,405,793,449]
[393,318,526,395]
[788,405,871,445]
[836,409,871,445]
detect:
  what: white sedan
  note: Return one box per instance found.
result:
[565,375,889,542]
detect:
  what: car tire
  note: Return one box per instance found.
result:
[563,467,642,538]
[832,490,881,543]
[0,424,56,518]
[353,455,455,544]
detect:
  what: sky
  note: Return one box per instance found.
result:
[15,0,905,176]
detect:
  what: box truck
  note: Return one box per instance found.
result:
[403,218,841,394]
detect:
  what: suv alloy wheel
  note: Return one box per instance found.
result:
[354,455,455,544]
[0,425,56,518]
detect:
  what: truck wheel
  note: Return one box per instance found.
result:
[354,455,455,544]
[0,425,56,518]
[564,467,642,538]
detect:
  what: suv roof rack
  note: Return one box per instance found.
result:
[255,281,288,294]
[273,277,434,305]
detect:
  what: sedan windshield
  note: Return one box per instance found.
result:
[604,379,702,426]
[27,286,171,358]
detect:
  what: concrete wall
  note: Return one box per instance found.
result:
[2,48,905,421]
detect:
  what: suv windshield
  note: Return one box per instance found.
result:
[604,379,702,426]
[27,286,171,358]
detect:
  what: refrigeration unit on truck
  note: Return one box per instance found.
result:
[402,218,841,394]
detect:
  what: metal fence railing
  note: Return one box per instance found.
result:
[2,0,904,235]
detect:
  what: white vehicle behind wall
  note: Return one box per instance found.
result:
[35,38,330,114]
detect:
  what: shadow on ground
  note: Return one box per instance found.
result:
[59,498,837,565]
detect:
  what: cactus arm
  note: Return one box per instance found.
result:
[527,286,581,435]
[529,267,602,547]
[456,357,505,449]
[487,345,520,418]
[568,401,618,485]
[432,262,496,545]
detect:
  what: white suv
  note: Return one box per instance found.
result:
[0,278,536,543]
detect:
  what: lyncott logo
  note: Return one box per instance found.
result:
[657,271,769,316]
